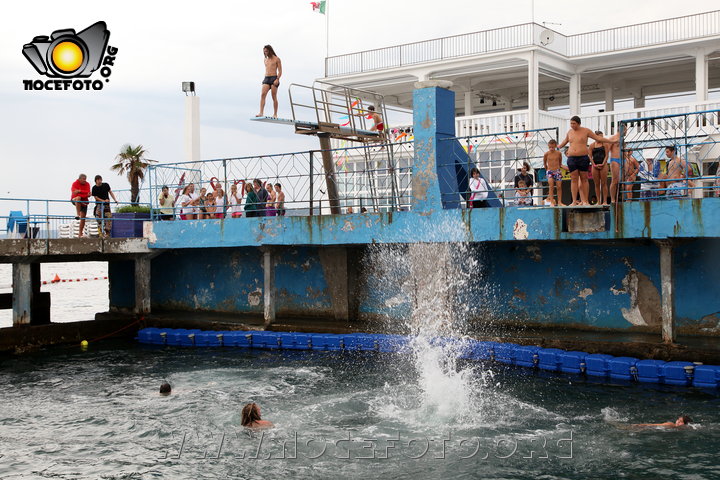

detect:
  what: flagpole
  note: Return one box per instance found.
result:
[325,0,330,59]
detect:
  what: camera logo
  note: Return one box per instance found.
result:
[22,21,118,91]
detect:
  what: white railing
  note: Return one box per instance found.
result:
[456,110,530,137]
[325,11,720,77]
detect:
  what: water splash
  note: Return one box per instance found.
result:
[365,230,493,422]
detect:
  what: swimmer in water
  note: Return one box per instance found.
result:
[633,415,692,428]
[160,382,171,396]
[241,402,273,429]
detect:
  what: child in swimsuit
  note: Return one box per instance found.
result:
[543,139,567,206]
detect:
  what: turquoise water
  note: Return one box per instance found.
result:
[1,341,719,479]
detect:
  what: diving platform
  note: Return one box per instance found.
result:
[250,116,380,141]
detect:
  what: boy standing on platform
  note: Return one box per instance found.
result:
[70,174,91,238]
[543,139,567,206]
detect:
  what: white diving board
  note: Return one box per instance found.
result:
[250,116,380,137]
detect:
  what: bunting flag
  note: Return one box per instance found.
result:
[310,1,326,14]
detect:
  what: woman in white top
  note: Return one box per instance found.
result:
[228,183,243,218]
[468,167,489,208]
[178,183,200,220]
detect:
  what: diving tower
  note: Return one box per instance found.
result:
[252,81,396,214]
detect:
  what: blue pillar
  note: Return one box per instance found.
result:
[412,82,500,211]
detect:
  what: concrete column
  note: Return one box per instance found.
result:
[12,263,33,326]
[633,94,645,109]
[319,247,350,321]
[263,248,276,328]
[696,50,708,103]
[658,241,675,344]
[604,86,614,112]
[463,91,473,117]
[527,52,539,128]
[184,95,201,185]
[318,133,341,214]
[134,256,151,315]
[569,74,581,115]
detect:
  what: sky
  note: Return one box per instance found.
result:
[1,0,718,203]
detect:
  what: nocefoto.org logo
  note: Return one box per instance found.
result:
[22,21,118,91]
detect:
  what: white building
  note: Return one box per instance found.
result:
[321,11,720,203]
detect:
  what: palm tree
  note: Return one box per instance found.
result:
[111,144,156,204]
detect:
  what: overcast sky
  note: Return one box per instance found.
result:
[1,0,718,202]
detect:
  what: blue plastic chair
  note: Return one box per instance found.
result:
[7,211,28,237]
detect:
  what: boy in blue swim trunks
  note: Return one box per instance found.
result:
[543,139,568,206]
[558,116,615,205]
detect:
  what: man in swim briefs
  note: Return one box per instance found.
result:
[257,45,282,118]
[557,116,615,206]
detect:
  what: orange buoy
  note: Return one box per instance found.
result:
[52,274,61,283]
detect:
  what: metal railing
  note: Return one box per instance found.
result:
[325,11,720,76]
[0,198,152,240]
[146,141,415,219]
[617,109,720,205]
[438,128,559,207]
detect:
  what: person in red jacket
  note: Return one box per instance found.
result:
[71,174,91,237]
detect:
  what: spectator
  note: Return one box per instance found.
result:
[228,183,243,218]
[623,149,640,201]
[275,183,286,216]
[265,183,277,216]
[254,179,269,216]
[514,162,534,204]
[91,175,118,237]
[658,146,689,197]
[468,167,489,208]
[204,192,217,218]
[214,188,226,219]
[638,156,659,200]
[198,187,208,219]
[178,183,200,220]
[589,132,609,206]
[360,207,368,213]
[245,182,260,217]
[346,206,354,214]
[157,186,175,220]
[70,174,91,237]
[514,180,533,206]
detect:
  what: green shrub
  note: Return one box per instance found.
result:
[115,205,151,214]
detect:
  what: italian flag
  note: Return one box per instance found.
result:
[311,1,326,14]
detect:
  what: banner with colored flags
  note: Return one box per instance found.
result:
[311,1,326,14]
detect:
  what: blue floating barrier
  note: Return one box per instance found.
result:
[494,343,519,365]
[223,331,253,348]
[515,346,540,368]
[585,354,614,377]
[251,332,281,349]
[559,351,588,374]
[608,356,639,381]
[636,359,666,383]
[180,329,203,347]
[194,331,216,347]
[280,333,311,350]
[343,333,367,351]
[538,348,565,371]
[692,365,720,389]
[166,329,191,346]
[662,361,695,386]
[310,334,344,351]
[276,332,296,349]
[137,328,156,344]
[377,334,411,353]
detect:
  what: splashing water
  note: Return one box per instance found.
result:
[365,232,491,422]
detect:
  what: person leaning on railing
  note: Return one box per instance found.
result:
[468,167,489,208]
[157,186,175,220]
[244,182,260,217]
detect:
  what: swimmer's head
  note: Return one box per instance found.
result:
[241,402,262,426]
[676,415,692,426]
[160,382,171,395]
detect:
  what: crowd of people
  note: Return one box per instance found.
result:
[470,116,698,208]
[172,179,286,220]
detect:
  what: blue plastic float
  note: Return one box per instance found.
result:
[136,328,720,390]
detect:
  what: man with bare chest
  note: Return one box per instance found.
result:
[558,116,615,206]
[257,45,282,118]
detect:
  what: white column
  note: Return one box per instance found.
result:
[528,52,539,128]
[658,241,675,344]
[184,95,201,185]
[604,86,614,112]
[569,74,581,116]
[633,94,645,109]
[464,91,473,117]
[696,50,708,103]
[263,248,276,328]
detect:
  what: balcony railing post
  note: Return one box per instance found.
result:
[309,151,315,216]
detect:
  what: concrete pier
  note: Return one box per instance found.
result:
[658,240,676,344]
[263,247,276,328]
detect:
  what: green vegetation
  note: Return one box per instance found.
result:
[115,205,151,214]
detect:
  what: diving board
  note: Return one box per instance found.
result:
[251,116,380,142]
